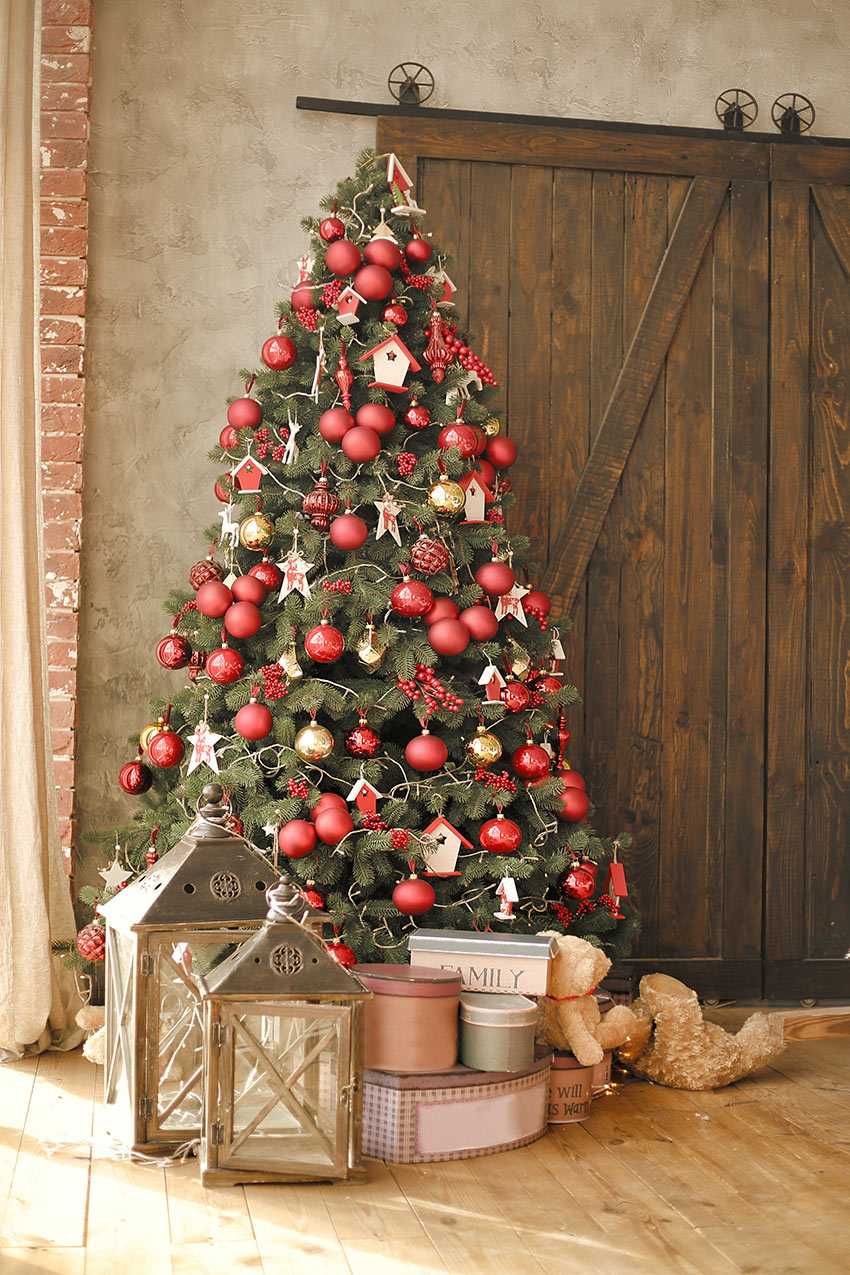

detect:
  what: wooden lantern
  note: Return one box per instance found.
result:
[199,876,371,1186]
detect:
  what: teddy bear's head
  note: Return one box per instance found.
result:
[545,933,611,998]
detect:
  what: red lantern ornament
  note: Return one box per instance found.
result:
[302,473,340,530]
[319,215,345,243]
[195,579,233,618]
[424,597,459,626]
[227,397,263,431]
[314,805,354,845]
[410,533,450,576]
[391,573,434,617]
[364,237,402,271]
[250,558,283,590]
[428,617,470,657]
[327,938,357,968]
[355,402,395,435]
[329,511,369,550]
[76,920,106,963]
[309,792,348,822]
[318,406,354,442]
[405,727,448,772]
[354,263,393,300]
[559,787,591,822]
[422,309,451,383]
[405,231,432,265]
[156,631,191,669]
[512,743,550,781]
[189,551,224,591]
[206,644,244,684]
[459,605,499,641]
[261,334,297,370]
[486,435,518,468]
[383,303,407,326]
[148,727,185,769]
[224,601,262,639]
[345,715,381,758]
[235,695,273,741]
[278,819,317,859]
[231,574,267,605]
[341,425,381,463]
[438,423,478,457]
[522,588,552,621]
[325,238,362,276]
[562,862,596,899]
[393,874,435,917]
[479,813,522,854]
[405,399,431,430]
[219,423,240,450]
[118,757,152,794]
[475,559,515,596]
[304,618,345,663]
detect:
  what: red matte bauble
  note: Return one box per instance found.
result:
[291,282,315,310]
[224,600,262,639]
[512,743,550,781]
[325,238,362,276]
[214,480,231,503]
[522,588,552,618]
[250,559,283,590]
[278,819,317,858]
[405,401,431,429]
[261,335,297,370]
[425,597,459,626]
[119,759,152,794]
[383,303,408,326]
[559,787,591,822]
[476,459,497,487]
[486,435,518,468]
[319,215,345,242]
[475,560,516,595]
[393,876,435,917]
[365,238,403,271]
[231,574,267,605]
[562,864,595,898]
[309,792,348,822]
[195,580,233,618]
[471,426,487,456]
[304,623,345,662]
[318,406,354,442]
[391,578,434,617]
[354,264,393,300]
[314,806,354,845]
[501,681,532,712]
[156,633,191,669]
[329,512,369,550]
[219,424,240,449]
[459,605,499,641]
[148,729,185,768]
[327,939,357,968]
[405,732,448,771]
[345,724,381,758]
[558,768,586,791]
[341,426,381,463]
[405,236,433,265]
[438,423,478,457]
[355,402,395,435]
[227,397,263,430]
[428,618,470,656]
[479,816,522,854]
[235,701,273,740]
[206,645,244,684]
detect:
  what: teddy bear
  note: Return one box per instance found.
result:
[536,933,641,1066]
[76,1003,106,1065]
[614,972,785,1089]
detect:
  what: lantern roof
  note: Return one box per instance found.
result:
[98,784,277,931]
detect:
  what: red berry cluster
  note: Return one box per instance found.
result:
[550,902,572,926]
[397,451,417,475]
[398,664,463,714]
[255,442,270,458]
[391,828,410,851]
[323,579,352,593]
[598,893,621,916]
[399,258,434,290]
[255,428,270,442]
[486,509,505,523]
[361,812,388,831]
[474,766,518,793]
[288,778,310,799]
[272,444,286,462]
[296,305,318,331]
[261,664,290,700]
[322,279,344,307]
[575,898,597,916]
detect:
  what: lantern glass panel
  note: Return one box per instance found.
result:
[104,926,135,1110]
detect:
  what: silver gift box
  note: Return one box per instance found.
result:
[408,929,558,996]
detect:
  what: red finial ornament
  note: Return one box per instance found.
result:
[422,309,451,383]
[302,463,341,529]
[335,340,354,410]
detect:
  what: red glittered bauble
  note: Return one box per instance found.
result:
[314,806,354,845]
[156,633,191,669]
[310,792,348,822]
[562,863,596,899]
[206,645,244,684]
[118,759,152,794]
[261,334,297,370]
[501,681,531,712]
[391,578,434,617]
[304,622,345,662]
[345,721,381,758]
[558,787,591,822]
[428,617,470,656]
[393,875,435,917]
[190,556,225,591]
[405,730,448,771]
[231,574,267,605]
[224,600,262,639]
[278,819,317,858]
[329,512,369,550]
[354,263,393,300]
[318,407,354,442]
[355,402,395,435]
[325,238,362,276]
[405,401,431,429]
[522,588,552,619]
[410,534,450,575]
[234,700,273,740]
[76,921,106,963]
[486,435,518,468]
[364,237,403,271]
[250,559,283,590]
[512,743,550,781]
[319,215,345,242]
[219,424,240,450]
[383,303,407,326]
[301,884,325,910]
[405,236,433,265]
[327,939,357,968]
[558,768,586,791]
[438,423,478,457]
[227,397,263,431]
[195,580,233,618]
[475,560,516,596]
[424,597,459,626]
[148,729,185,769]
[479,815,522,854]
[459,605,499,641]
[341,425,381,463]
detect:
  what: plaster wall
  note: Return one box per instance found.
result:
[79,0,850,877]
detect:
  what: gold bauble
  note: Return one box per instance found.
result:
[294,719,334,761]
[239,513,275,550]
[482,416,501,437]
[427,480,466,517]
[139,717,165,753]
[466,726,503,766]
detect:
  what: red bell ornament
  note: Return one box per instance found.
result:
[341,425,381,463]
[562,862,596,899]
[325,238,362,276]
[354,263,393,300]
[261,334,297,370]
[234,698,273,740]
[486,435,518,468]
[147,728,185,769]
[405,728,448,772]
[391,575,434,617]
[459,605,499,641]
[404,399,430,430]
[231,574,267,605]
[364,237,402,271]
[393,874,435,917]
[479,813,522,854]
[329,512,369,550]
[156,632,191,669]
[512,742,550,781]
[438,423,478,457]
[304,618,345,663]
[219,424,240,450]
[327,938,357,968]
[206,644,244,684]
[559,786,591,822]
[501,681,531,712]
[355,402,395,435]
[428,618,470,656]
[319,215,345,242]
[195,580,233,618]
[226,397,263,430]
[224,600,262,639]
[278,819,317,858]
[314,806,354,845]
[309,792,348,822]
[475,559,515,596]
[118,758,152,794]
[424,597,459,626]
[318,407,354,442]
[250,558,283,590]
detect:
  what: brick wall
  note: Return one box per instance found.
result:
[40,0,93,894]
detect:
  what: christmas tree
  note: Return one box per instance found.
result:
[81,149,638,966]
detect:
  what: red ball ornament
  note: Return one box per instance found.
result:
[393,875,435,917]
[341,426,381,463]
[190,555,224,591]
[250,559,283,590]
[405,236,433,265]
[459,605,499,641]
[156,633,191,669]
[486,435,518,468]
[562,863,596,898]
[227,397,263,430]
[319,215,345,242]
[500,681,532,712]
[470,425,487,456]
[206,645,244,684]
[325,238,362,276]
[235,700,273,740]
[195,580,233,618]
[148,729,185,768]
[354,263,393,300]
[214,480,231,503]
[329,512,369,550]
[410,534,450,575]
[76,921,106,963]
[310,792,348,822]
[559,787,591,822]
[391,577,434,617]
[425,597,459,626]
[224,600,262,639]
[118,758,152,794]
[355,402,395,435]
[219,424,240,449]
[475,560,516,595]
[522,588,552,620]
[318,407,355,442]
[383,303,407,326]
[404,400,430,430]
[304,620,345,662]
[261,334,297,370]
[476,458,497,487]
[345,718,381,758]
[428,617,470,656]
[301,883,326,910]
[558,768,586,791]
[231,574,267,605]
[327,939,357,968]
[314,806,354,845]
[291,281,315,310]
[405,729,448,771]
[278,819,317,858]
[479,814,522,854]
[535,674,562,698]
[438,423,478,457]
[364,238,402,271]
[512,743,550,781]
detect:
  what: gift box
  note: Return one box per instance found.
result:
[545,1050,593,1123]
[361,1054,552,1163]
[408,928,558,996]
[353,964,462,1074]
[459,992,537,1072]
[591,1049,613,1097]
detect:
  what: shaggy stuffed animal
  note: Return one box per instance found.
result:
[615,973,785,1089]
[76,1003,106,1065]
[536,933,640,1066]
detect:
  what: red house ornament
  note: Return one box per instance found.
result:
[421,816,473,877]
[347,777,383,816]
[358,335,422,392]
[336,285,367,326]
[460,471,495,523]
[230,454,268,493]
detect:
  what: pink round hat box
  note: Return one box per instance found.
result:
[353,964,462,1074]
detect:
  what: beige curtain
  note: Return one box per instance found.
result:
[0,0,82,1058]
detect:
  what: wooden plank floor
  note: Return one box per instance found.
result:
[1,1027,848,1274]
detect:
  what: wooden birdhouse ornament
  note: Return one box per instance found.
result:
[336,285,367,326]
[359,335,422,392]
[421,816,472,877]
[460,471,495,523]
[231,454,268,493]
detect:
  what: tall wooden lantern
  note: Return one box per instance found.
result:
[98,783,277,1154]
[199,876,371,1186]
